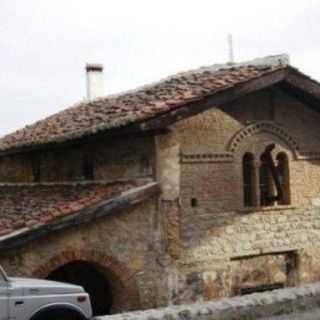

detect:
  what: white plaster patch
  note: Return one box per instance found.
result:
[311,198,320,207]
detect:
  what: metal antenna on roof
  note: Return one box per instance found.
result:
[227,33,235,64]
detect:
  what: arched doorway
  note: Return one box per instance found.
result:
[47,261,112,316]
[32,250,141,314]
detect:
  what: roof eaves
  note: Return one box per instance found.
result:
[285,67,320,99]
[140,67,289,131]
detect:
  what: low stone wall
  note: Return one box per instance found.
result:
[96,283,320,320]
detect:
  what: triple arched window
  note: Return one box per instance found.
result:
[242,150,290,207]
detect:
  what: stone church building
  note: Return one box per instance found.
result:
[1,55,320,315]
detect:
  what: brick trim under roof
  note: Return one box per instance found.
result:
[0,180,160,250]
[1,54,320,155]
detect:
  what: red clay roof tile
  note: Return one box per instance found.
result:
[0,180,146,240]
[0,55,291,153]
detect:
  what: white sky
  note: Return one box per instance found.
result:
[1,0,319,136]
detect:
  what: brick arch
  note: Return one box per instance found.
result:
[227,121,300,158]
[32,249,141,313]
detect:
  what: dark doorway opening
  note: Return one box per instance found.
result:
[47,261,112,316]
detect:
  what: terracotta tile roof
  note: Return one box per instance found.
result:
[0,180,156,242]
[0,55,290,153]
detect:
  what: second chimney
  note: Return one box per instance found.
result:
[86,63,104,100]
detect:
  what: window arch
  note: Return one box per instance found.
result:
[242,153,255,207]
[276,152,290,205]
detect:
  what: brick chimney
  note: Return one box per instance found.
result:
[86,63,104,100]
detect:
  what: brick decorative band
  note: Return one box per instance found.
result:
[181,152,234,163]
[228,121,300,156]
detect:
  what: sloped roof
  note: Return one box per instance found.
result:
[1,54,319,155]
[0,180,159,249]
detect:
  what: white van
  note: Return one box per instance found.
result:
[0,266,92,320]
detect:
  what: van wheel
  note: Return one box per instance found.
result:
[31,308,86,320]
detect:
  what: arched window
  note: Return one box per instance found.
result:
[259,154,275,207]
[276,152,290,205]
[243,153,255,207]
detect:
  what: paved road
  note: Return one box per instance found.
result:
[263,309,320,320]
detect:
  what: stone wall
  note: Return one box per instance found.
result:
[0,134,155,183]
[95,282,320,320]
[159,87,320,305]
[155,133,182,260]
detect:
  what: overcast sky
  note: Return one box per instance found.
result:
[1,0,319,136]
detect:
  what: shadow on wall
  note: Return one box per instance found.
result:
[47,261,112,316]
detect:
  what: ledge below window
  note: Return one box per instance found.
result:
[238,205,296,214]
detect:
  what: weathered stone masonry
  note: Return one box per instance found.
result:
[0,197,163,312]
[167,88,320,304]
[0,134,155,183]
